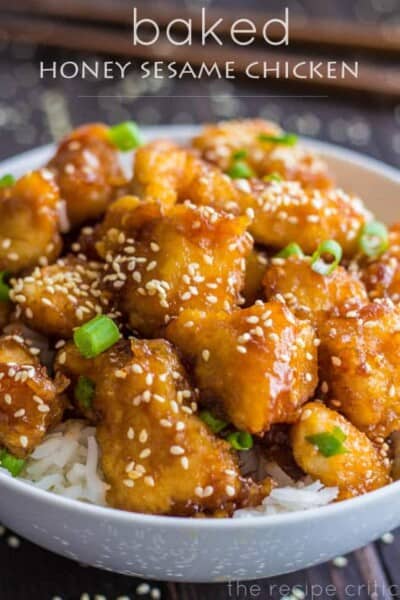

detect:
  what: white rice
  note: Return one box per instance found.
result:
[20,420,108,505]
[14,420,338,516]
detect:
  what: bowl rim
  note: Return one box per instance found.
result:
[0,125,400,530]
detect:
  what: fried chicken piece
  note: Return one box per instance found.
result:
[47,123,127,227]
[166,300,318,435]
[132,140,188,207]
[242,248,268,306]
[0,335,64,457]
[319,301,400,439]
[263,256,368,326]
[291,402,390,500]
[0,170,62,274]
[360,223,400,302]
[10,256,111,338]
[97,199,252,336]
[55,338,247,516]
[192,119,333,189]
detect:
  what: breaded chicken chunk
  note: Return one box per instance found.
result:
[292,402,390,500]
[360,223,400,302]
[10,256,111,338]
[319,301,400,439]
[192,119,333,189]
[0,335,64,457]
[97,199,252,336]
[0,170,62,274]
[242,248,268,306]
[166,300,318,435]
[47,123,127,227]
[263,257,368,326]
[55,338,249,516]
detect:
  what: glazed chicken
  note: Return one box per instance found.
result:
[166,300,318,434]
[0,335,64,457]
[47,123,127,227]
[192,119,333,190]
[54,338,260,516]
[292,402,390,500]
[263,256,369,327]
[96,198,252,336]
[10,256,111,338]
[0,118,396,517]
[0,170,62,273]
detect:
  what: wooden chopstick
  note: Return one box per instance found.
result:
[3,0,400,55]
[1,14,399,98]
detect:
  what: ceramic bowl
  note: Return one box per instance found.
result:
[0,126,399,582]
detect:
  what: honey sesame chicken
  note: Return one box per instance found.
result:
[166,300,318,435]
[55,338,263,516]
[263,256,369,327]
[318,301,400,440]
[360,223,400,303]
[96,199,252,336]
[0,335,64,457]
[0,118,395,513]
[192,119,333,189]
[0,170,62,274]
[10,256,111,338]
[292,402,390,500]
[47,123,127,228]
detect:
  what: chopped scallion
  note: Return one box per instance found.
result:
[306,426,347,458]
[108,121,143,152]
[310,240,342,276]
[0,174,15,188]
[227,160,255,180]
[199,410,228,434]
[73,315,120,359]
[74,376,95,409]
[0,449,25,476]
[232,149,248,160]
[264,172,283,182]
[358,221,389,258]
[276,242,304,259]
[0,271,10,302]
[227,431,253,451]
[258,132,298,146]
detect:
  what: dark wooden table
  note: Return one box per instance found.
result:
[0,0,400,598]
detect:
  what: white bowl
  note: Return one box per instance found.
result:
[0,126,399,583]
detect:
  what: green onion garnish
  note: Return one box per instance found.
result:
[227,160,255,180]
[0,449,25,477]
[199,410,228,434]
[264,172,282,183]
[276,242,304,259]
[306,427,347,458]
[0,174,15,188]
[227,431,253,451]
[73,315,120,359]
[258,132,298,146]
[358,221,389,258]
[74,376,95,409]
[108,121,143,152]
[310,240,342,276]
[232,149,248,160]
[0,271,10,302]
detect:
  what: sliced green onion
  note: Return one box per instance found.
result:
[200,410,228,434]
[227,160,255,180]
[108,121,143,152]
[358,221,389,258]
[0,271,10,302]
[0,174,15,188]
[0,449,25,477]
[74,376,95,409]
[258,132,298,146]
[232,149,248,160]
[227,431,253,451]
[306,427,347,458]
[310,240,342,276]
[73,315,120,359]
[276,242,304,259]
[264,172,282,183]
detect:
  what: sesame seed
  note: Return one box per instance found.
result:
[181,456,189,470]
[331,356,342,367]
[123,479,135,488]
[202,349,210,362]
[226,485,235,497]
[139,448,151,459]
[127,427,134,439]
[144,476,155,487]
[139,429,148,443]
[236,345,247,354]
[332,556,348,568]
[20,436,28,448]
[170,445,185,456]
